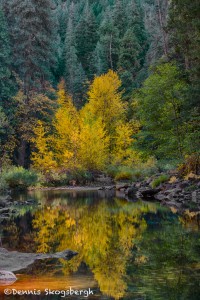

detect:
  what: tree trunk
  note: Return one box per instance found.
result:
[18,140,27,167]
[109,34,113,70]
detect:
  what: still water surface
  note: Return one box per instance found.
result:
[0,190,200,299]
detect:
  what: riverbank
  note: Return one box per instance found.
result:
[1,173,200,219]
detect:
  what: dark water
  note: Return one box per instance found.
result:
[0,190,200,300]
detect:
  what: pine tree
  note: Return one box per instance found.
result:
[6,0,57,95]
[92,41,105,76]
[113,0,127,38]
[64,5,86,106]
[0,6,14,102]
[76,0,98,78]
[98,9,120,71]
[118,29,141,94]
[168,0,200,103]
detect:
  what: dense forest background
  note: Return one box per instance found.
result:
[0,0,199,184]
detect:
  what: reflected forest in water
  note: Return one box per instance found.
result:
[1,190,200,299]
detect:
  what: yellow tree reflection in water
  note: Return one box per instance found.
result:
[33,199,156,299]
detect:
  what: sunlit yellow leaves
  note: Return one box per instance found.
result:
[32,121,57,173]
[78,115,110,170]
[112,121,140,166]
[32,71,142,173]
[86,70,125,134]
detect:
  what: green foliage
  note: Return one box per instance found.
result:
[3,167,38,190]
[151,174,170,188]
[0,175,8,191]
[137,62,188,159]
[0,6,14,101]
[114,168,134,181]
[168,0,200,93]
[42,169,93,187]
[5,0,57,95]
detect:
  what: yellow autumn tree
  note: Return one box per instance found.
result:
[32,121,57,173]
[52,80,80,169]
[112,121,141,167]
[78,110,110,170]
[86,70,125,135]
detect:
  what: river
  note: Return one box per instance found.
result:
[0,189,200,299]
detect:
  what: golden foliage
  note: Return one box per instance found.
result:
[32,121,57,173]
[112,121,140,166]
[78,111,110,170]
[86,70,125,134]
[52,80,80,169]
[32,72,142,173]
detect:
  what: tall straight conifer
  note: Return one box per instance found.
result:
[6,0,57,95]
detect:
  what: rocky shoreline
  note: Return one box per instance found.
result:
[119,174,200,215]
[0,174,200,220]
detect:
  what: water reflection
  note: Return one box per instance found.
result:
[1,190,200,299]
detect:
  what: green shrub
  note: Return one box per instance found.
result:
[43,169,94,186]
[157,159,181,172]
[106,165,119,178]
[3,167,38,190]
[70,170,93,184]
[44,172,69,186]
[151,174,170,188]
[0,175,8,191]
[114,167,134,181]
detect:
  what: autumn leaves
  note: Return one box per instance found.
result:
[32,70,138,173]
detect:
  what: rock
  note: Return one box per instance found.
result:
[116,184,130,191]
[135,182,142,188]
[0,248,78,272]
[192,190,200,203]
[165,201,182,208]
[154,193,168,202]
[0,271,17,286]
[125,186,137,198]
[139,187,160,199]
[178,181,190,189]
[0,208,10,215]
[98,186,105,190]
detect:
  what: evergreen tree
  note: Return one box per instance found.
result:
[98,9,120,71]
[168,0,200,104]
[118,29,141,95]
[92,41,105,76]
[113,0,127,38]
[0,6,14,102]
[76,0,98,78]
[6,0,57,95]
[64,4,86,106]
